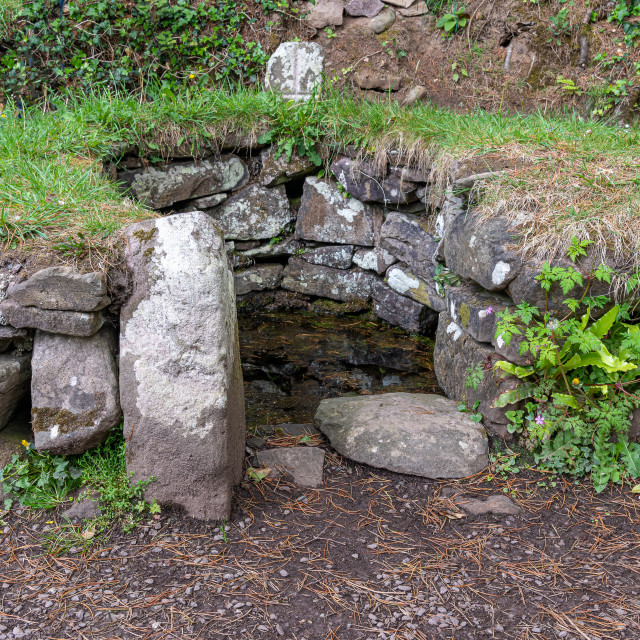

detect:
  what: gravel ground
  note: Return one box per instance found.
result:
[1,436,640,640]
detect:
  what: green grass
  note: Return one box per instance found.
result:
[0,0,22,39]
[1,87,639,267]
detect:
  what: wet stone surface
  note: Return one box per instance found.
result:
[238,312,441,430]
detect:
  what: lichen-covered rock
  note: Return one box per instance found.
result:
[353,247,397,274]
[434,312,521,437]
[295,177,383,246]
[433,191,465,262]
[235,264,284,296]
[260,147,316,187]
[120,212,245,521]
[372,281,437,333]
[118,155,249,209]
[31,328,120,455]
[208,184,293,241]
[301,245,354,269]
[7,267,110,312]
[379,211,438,279]
[282,258,378,301]
[445,284,513,344]
[386,264,446,312]
[0,352,30,430]
[0,298,104,337]
[492,330,534,367]
[331,156,418,204]
[444,210,522,292]
[265,42,324,101]
[315,393,488,478]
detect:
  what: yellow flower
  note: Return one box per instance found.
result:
[189,74,195,79]
[1,114,6,118]
[21,439,30,447]
[46,521,54,524]
[572,378,580,385]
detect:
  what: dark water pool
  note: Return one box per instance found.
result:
[239,312,442,430]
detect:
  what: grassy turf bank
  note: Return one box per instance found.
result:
[1,88,639,266]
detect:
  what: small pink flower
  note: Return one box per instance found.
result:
[535,414,545,426]
[486,307,494,315]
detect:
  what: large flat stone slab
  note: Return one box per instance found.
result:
[295,177,383,246]
[315,393,488,478]
[265,42,324,101]
[256,447,325,488]
[0,298,103,337]
[119,156,248,210]
[31,328,121,455]
[8,267,110,312]
[120,211,245,521]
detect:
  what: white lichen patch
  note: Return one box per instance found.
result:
[387,267,420,295]
[446,322,462,341]
[491,261,511,286]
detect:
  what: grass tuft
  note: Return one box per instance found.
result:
[0,0,22,39]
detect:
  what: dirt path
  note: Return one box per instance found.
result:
[1,438,639,640]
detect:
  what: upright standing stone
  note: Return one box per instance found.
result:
[265,42,325,101]
[31,328,121,455]
[120,212,245,521]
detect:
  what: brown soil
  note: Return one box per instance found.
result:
[1,454,640,639]
[267,0,640,116]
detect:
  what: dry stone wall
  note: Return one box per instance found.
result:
[0,56,628,514]
[0,129,587,462]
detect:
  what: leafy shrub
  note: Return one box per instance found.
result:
[488,238,640,491]
[1,0,277,99]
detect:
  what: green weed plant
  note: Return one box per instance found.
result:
[484,238,640,491]
[1,428,158,533]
